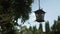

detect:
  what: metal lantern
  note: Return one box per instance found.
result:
[34,0,46,22]
[35,9,45,22]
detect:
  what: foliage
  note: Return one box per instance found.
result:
[0,0,33,34]
[14,16,60,34]
[51,16,60,34]
[45,21,50,34]
[12,0,33,23]
[38,23,43,34]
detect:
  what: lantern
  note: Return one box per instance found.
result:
[35,9,45,22]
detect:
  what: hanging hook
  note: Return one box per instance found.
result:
[38,0,40,9]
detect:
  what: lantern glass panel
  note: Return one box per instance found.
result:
[35,13,45,22]
[41,14,45,20]
[35,14,39,19]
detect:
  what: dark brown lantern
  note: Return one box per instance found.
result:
[35,9,45,22]
[34,0,46,22]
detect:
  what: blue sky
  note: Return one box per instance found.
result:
[18,0,60,31]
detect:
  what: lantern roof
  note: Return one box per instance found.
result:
[35,9,45,14]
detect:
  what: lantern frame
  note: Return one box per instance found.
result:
[35,9,45,22]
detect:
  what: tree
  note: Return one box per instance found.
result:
[45,21,50,34]
[51,16,60,34]
[38,23,43,34]
[12,0,33,23]
[51,20,57,34]
[28,26,33,34]
[32,26,37,34]
[56,16,60,34]
[0,0,33,34]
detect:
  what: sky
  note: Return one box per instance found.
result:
[18,0,60,31]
